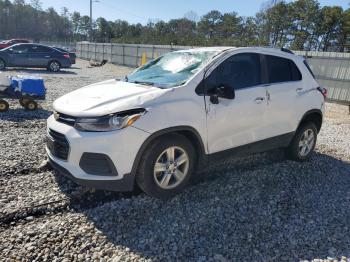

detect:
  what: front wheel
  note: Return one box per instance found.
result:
[287,122,317,161]
[48,61,61,72]
[136,134,196,199]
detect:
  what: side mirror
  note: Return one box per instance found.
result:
[209,85,235,104]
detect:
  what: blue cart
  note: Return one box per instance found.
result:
[0,76,46,112]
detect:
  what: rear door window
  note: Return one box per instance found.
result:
[31,45,53,53]
[265,55,302,84]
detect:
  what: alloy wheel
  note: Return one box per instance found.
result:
[153,146,189,190]
[50,61,60,72]
[298,129,315,157]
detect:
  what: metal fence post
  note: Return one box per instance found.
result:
[110,43,113,63]
[89,43,91,60]
[136,45,139,67]
[122,45,125,66]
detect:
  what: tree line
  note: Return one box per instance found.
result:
[0,0,349,51]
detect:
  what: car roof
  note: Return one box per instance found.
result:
[11,43,51,48]
[174,46,303,61]
[9,39,29,42]
[248,46,304,61]
[174,46,235,54]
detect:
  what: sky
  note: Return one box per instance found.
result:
[38,0,350,24]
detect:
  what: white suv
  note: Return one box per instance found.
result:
[47,47,326,199]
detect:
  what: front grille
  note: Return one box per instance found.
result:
[47,129,70,160]
[56,112,77,127]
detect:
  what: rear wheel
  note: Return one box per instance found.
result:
[24,100,38,111]
[48,61,61,72]
[0,59,6,71]
[136,134,196,199]
[0,99,9,112]
[287,122,317,161]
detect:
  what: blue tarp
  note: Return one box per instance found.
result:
[10,76,46,97]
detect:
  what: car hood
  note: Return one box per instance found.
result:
[53,79,170,117]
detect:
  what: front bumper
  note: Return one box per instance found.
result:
[49,157,135,191]
[46,115,150,191]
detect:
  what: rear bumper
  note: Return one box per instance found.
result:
[60,60,72,68]
[49,157,135,191]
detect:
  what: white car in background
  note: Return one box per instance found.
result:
[46,47,326,199]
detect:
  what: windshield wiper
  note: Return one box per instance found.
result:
[132,81,155,86]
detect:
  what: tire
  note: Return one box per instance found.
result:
[19,98,30,107]
[0,99,9,112]
[287,122,317,161]
[0,59,6,71]
[136,134,196,200]
[48,60,61,72]
[24,100,38,111]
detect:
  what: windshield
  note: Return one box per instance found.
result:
[125,50,219,88]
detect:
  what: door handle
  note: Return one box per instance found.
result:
[254,97,265,104]
[45,56,51,58]
[296,88,304,93]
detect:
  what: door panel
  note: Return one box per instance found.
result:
[206,86,268,154]
[11,53,30,66]
[28,45,53,66]
[263,54,303,136]
[204,52,269,154]
[266,82,301,136]
[7,45,31,66]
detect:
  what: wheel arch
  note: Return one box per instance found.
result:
[130,126,206,178]
[297,109,323,133]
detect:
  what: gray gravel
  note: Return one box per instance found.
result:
[1,60,350,261]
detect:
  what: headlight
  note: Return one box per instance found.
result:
[75,109,145,132]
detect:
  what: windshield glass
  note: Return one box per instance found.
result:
[126,50,219,88]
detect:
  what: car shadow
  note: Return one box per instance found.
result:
[54,151,350,261]
[3,68,77,75]
[0,108,52,122]
[69,66,80,69]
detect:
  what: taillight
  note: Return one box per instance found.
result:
[63,54,70,59]
[317,87,327,99]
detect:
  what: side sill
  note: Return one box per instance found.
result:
[207,132,294,162]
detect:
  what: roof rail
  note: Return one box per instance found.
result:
[281,48,294,54]
[252,46,295,55]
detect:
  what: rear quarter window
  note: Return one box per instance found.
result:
[266,55,302,84]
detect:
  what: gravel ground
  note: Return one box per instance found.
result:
[0,60,350,261]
